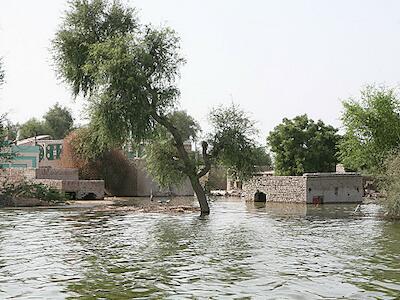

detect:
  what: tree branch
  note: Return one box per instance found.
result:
[150,111,195,175]
[197,141,212,178]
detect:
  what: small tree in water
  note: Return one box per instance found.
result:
[53,0,260,214]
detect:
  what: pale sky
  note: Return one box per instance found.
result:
[1,0,400,144]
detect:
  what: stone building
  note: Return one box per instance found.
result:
[243,172,363,204]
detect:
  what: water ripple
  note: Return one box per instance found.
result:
[0,200,399,299]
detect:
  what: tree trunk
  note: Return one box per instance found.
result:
[151,112,210,214]
[189,176,210,215]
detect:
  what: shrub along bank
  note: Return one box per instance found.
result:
[0,179,66,207]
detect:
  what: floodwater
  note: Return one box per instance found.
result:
[0,198,399,299]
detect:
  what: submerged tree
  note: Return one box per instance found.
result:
[53,0,260,214]
[339,85,400,174]
[267,114,340,176]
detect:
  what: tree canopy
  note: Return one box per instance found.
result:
[44,103,74,139]
[18,103,74,140]
[18,118,50,140]
[267,114,340,176]
[339,85,400,174]
[53,0,261,214]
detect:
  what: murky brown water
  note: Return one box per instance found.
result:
[0,198,399,299]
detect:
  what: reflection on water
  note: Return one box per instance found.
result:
[0,198,399,299]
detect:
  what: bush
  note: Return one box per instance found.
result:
[60,130,135,196]
[1,180,66,203]
[380,154,400,218]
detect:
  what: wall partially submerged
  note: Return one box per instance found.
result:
[243,172,363,204]
[304,173,362,204]
[243,174,307,203]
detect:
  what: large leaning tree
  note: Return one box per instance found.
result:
[267,114,340,176]
[53,0,260,214]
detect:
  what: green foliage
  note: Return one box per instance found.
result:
[53,0,138,96]
[44,103,74,139]
[0,116,15,164]
[380,153,400,218]
[68,125,114,161]
[53,1,261,212]
[208,104,260,180]
[18,118,50,140]
[4,119,19,141]
[1,179,66,203]
[144,110,199,187]
[0,64,15,164]
[253,146,272,167]
[145,138,187,187]
[168,110,201,141]
[19,103,74,140]
[339,86,400,174]
[53,0,184,142]
[267,114,340,176]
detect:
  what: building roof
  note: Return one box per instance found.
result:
[303,172,361,178]
[17,135,52,146]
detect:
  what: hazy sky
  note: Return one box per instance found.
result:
[1,0,400,144]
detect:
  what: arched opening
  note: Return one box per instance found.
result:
[81,193,97,200]
[254,191,267,202]
[65,192,76,200]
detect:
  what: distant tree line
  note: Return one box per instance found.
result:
[18,103,74,140]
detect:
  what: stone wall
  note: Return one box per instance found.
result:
[35,168,79,181]
[0,168,104,200]
[0,168,36,186]
[243,175,307,203]
[34,179,105,200]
